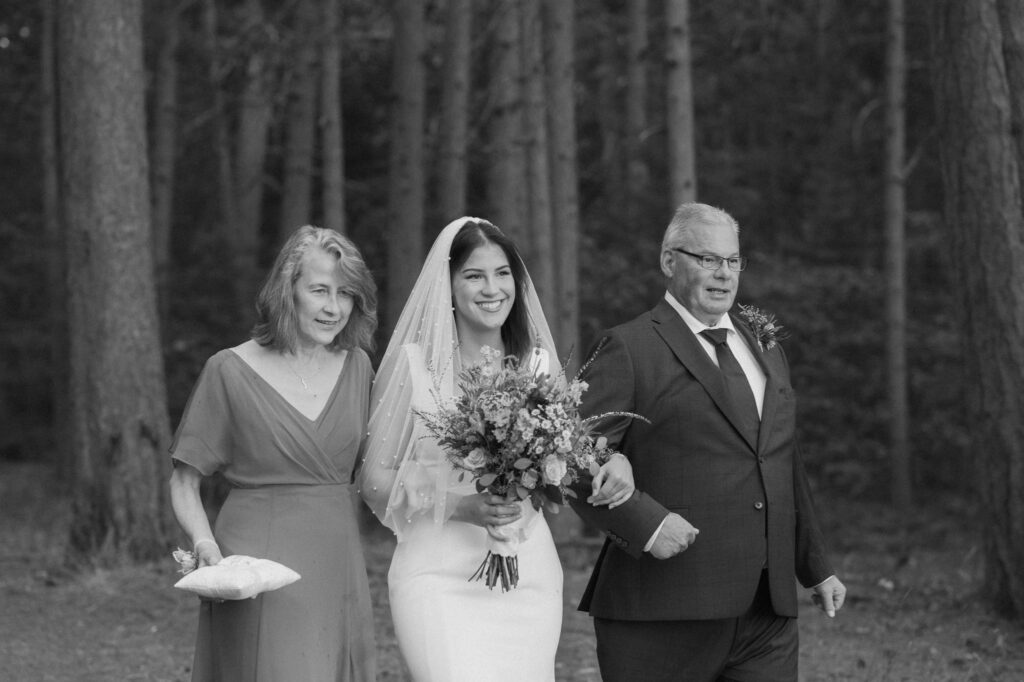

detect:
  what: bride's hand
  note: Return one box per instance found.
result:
[453,493,522,528]
[588,453,635,509]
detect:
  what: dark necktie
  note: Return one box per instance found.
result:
[700,328,760,444]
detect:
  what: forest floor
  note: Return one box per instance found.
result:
[1,461,1023,682]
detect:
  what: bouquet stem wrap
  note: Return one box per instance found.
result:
[471,500,529,591]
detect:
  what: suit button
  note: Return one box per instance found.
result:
[753,501,764,510]
[758,456,766,464]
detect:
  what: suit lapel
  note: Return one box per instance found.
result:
[651,301,757,452]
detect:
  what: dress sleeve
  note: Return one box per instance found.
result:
[169,353,234,476]
[358,344,457,539]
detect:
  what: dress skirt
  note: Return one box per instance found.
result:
[190,483,376,682]
[388,504,562,682]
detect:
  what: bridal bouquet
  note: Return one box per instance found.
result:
[417,345,637,591]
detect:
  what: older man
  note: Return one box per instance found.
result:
[572,203,846,682]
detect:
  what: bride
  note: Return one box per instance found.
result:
[358,217,635,681]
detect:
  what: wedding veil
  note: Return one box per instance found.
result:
[357,217,560,540]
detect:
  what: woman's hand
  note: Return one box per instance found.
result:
[193,538,224,567]
[587,453,635,509]
[453,493,522,529]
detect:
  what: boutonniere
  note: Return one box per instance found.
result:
[737,304,788,351]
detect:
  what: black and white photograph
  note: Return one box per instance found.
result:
[1,1,1023,680]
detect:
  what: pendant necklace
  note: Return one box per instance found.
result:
[287,355,320,397]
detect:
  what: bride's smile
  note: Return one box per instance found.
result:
[476,298,506,313]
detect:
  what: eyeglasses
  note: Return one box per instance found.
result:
[669,247,748,272]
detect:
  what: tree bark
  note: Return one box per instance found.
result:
[487,0,527,243]
[665,0,696,205]
[544,0,580,364]
[41,0,71,480]
[997,0,1024,179]
[149,0,181,327]
[521,0,554,318]
[320,0,346,233]
[885,0,911,512]
[596,19,623,218]
[386,0,426,330]
[57,0,173,562]
[202,0,235,223]
[542,0,583,543]
[626,0,649,220]
[438,0,471,223]
[280,0,320,240]
[234,0,274,317]
[931,0,1024,619]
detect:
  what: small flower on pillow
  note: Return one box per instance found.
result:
[173,555,300,600]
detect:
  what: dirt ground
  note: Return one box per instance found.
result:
[2,461,1023,681]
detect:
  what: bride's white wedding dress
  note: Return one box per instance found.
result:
[358,217,566,682]
[382,345,562,682]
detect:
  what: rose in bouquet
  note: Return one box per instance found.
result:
[417,346,641,591]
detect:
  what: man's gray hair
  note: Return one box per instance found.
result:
[661,202,740,252]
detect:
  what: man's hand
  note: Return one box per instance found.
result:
[648,513,699,559]
[811,575,847,617]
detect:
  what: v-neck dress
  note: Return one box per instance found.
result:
[171,348,376,682]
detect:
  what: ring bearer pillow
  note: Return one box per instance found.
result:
[174,555,300,600]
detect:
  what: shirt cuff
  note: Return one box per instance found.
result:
[643,515,670,552]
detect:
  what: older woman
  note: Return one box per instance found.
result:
[169,226,378,681]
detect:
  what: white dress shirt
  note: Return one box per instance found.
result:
[664,292,766,416]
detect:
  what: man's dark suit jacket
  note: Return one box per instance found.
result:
[571,299,833,621]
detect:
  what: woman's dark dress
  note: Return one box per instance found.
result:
[171,349,376,682]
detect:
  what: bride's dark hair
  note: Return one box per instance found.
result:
[449,219,533,362]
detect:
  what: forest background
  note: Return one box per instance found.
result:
[2,0,1024,679]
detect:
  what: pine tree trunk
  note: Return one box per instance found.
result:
[521,0,554,318]
[997,0,1024,174]
[596,24,623,218]
[626,0,649,220]
[885,0,911,512]
[320,0,345,233]
[280,0,320,240]
[931,0,1024,619]
[57,0,173,563]
[487,0,527,243]
[543,0,580,364]
[542,0,583,543]
[386,0,426,330]
[665,0,696,205]
[234,0,274,317]
[41,0,70,481]
[438,0,471,222]
[203,0,238,275]
[150,0,180,327]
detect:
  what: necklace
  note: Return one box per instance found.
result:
[286,354,321,396]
